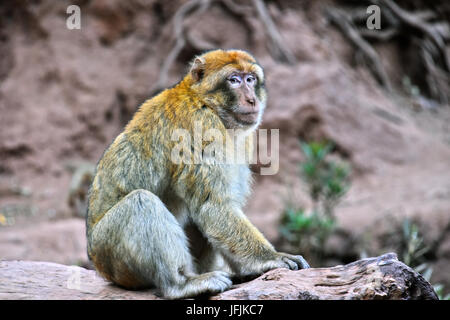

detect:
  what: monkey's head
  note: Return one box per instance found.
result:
[188,49,267,131]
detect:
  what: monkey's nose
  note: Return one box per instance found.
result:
[246,98,255,106]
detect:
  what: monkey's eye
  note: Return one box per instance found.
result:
[245,75,256,86]
[228,75,242,87]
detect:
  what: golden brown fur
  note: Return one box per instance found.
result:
[86,49,308,299]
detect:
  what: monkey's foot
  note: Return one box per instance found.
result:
[164,271,232,299]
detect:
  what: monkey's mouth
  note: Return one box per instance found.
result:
[234,111,259,125]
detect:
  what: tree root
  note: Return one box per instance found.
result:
[153,0,295,91]
[326,8,392,92]
[329,0,450,105]
[152,0,212,93]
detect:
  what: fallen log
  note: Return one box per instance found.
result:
[0,253,437,300]
[215,253,438,300]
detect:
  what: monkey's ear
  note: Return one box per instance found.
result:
[190,57,206,82]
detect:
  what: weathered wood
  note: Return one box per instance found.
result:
[0,260,160,300]
[0,253,438,300]
[215,253,438,300]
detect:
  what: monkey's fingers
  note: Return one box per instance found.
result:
[278,253,310,270]
[292,255,310,269]
[213,271,233,289]
[281,256,299,270]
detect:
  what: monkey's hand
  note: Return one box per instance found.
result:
[270,252,310,270]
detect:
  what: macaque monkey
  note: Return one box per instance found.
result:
[86,49,309,299]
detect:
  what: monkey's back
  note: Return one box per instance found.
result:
[86,85,203,232]
[86,71,254,252]
[86,102,168,230]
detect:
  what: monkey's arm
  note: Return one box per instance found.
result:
[176,166,309,276]
[194,197,308,275]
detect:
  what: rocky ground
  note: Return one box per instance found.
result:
[0,0,449,295]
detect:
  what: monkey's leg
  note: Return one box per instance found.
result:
[89,189,232,299]
[185,224,233,275]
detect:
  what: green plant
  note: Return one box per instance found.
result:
[402,76,420,98]
[434,284,450,300]
[280,208,335,247]
[279,140,351,260]
[400,219,429,267]
[385,217,449,299]
[300,141,350,218]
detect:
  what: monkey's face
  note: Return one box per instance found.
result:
[222,71,262,128]
[190,50,267,131]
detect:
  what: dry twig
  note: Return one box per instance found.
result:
[326,8,392,91]
[251,0,297,65]
[330,0,450,104]
[154,0,298,90]
[153,0,212,92]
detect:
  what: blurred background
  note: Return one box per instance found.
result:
[0,0,449,297]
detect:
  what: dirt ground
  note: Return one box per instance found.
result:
[0,0,449,294]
